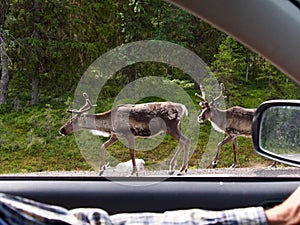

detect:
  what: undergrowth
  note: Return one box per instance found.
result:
[0,85,273,174]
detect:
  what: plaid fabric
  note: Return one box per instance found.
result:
[110,208,268,225]
[0,193,268,225]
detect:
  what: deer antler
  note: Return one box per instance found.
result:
[210,83,227,105]
[67,93,97,114]
[195,84,206,102]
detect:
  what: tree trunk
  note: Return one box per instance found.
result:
[30,77,39,105]
[252,54,257,79]
[127,64,138,84]
[30,0,41,105]
[0,1,9,26]
[0,0,10,105]
[0,37,10,105]
[245,53,250,81]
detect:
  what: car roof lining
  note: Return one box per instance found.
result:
[167,0,300,85]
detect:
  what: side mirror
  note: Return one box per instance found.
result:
[252,100,300,167]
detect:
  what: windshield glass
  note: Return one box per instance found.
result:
[0,0,299,178]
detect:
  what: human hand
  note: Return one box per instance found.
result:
[265,185,300,225]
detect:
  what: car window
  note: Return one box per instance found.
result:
[0,0,299,179]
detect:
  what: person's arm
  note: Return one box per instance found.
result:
[110,207,268,225]
[0,192,268,225]
[1,186,300,225]
[265,186,300,225]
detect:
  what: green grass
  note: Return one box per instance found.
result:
[0,104,91,174]
[0,87,272,174]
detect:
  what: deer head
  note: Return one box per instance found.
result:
[59,93,97,135]
[195,83,226,123]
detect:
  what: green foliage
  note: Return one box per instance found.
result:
[0,101,90,173]
[0,88,275,174]
[211,36,300,106]
[0,1,298,173]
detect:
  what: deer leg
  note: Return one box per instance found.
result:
[169,145,182,175]
[230,137,238,168]
[168,129,181,175]
[126,136,138,176]
[99,134,118,176]
[268,161,277,168]
[178,135,191,175]
[168,127,190,175]
[212,134,235,168]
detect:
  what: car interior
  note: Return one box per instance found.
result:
[0,0,299,216]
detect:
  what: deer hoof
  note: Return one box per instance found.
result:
[177,171,186,176]
[127,172,138,177]
[168,170,175,175]
[99,163,110,176]
[99,170,104,176]
[177,167,188,176]
[130,168,138,176]
[211,161,218,168]
[230,164,238,168]
[268,161,277,168]
[132,172,139,177]
[130,167,138,176]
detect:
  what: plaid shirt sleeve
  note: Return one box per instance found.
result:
[0,193,268,225]
[110,207,268,225]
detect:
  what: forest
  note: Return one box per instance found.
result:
[0,0,299,174]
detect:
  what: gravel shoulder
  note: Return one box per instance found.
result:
[1,167,300,177]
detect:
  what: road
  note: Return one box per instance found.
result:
[1,167,300,177]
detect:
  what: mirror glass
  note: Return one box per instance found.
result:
[259,106,300,161]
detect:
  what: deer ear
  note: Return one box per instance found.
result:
[200,102,208,109]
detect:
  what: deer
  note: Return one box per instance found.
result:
[195,83,256,168]
[59,93,191,176]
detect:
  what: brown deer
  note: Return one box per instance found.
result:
[195,83,256,168]
[59,93,191,176]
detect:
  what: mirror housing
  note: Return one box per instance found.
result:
[252,100,300,167]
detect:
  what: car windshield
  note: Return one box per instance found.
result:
[0,0,299,178]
